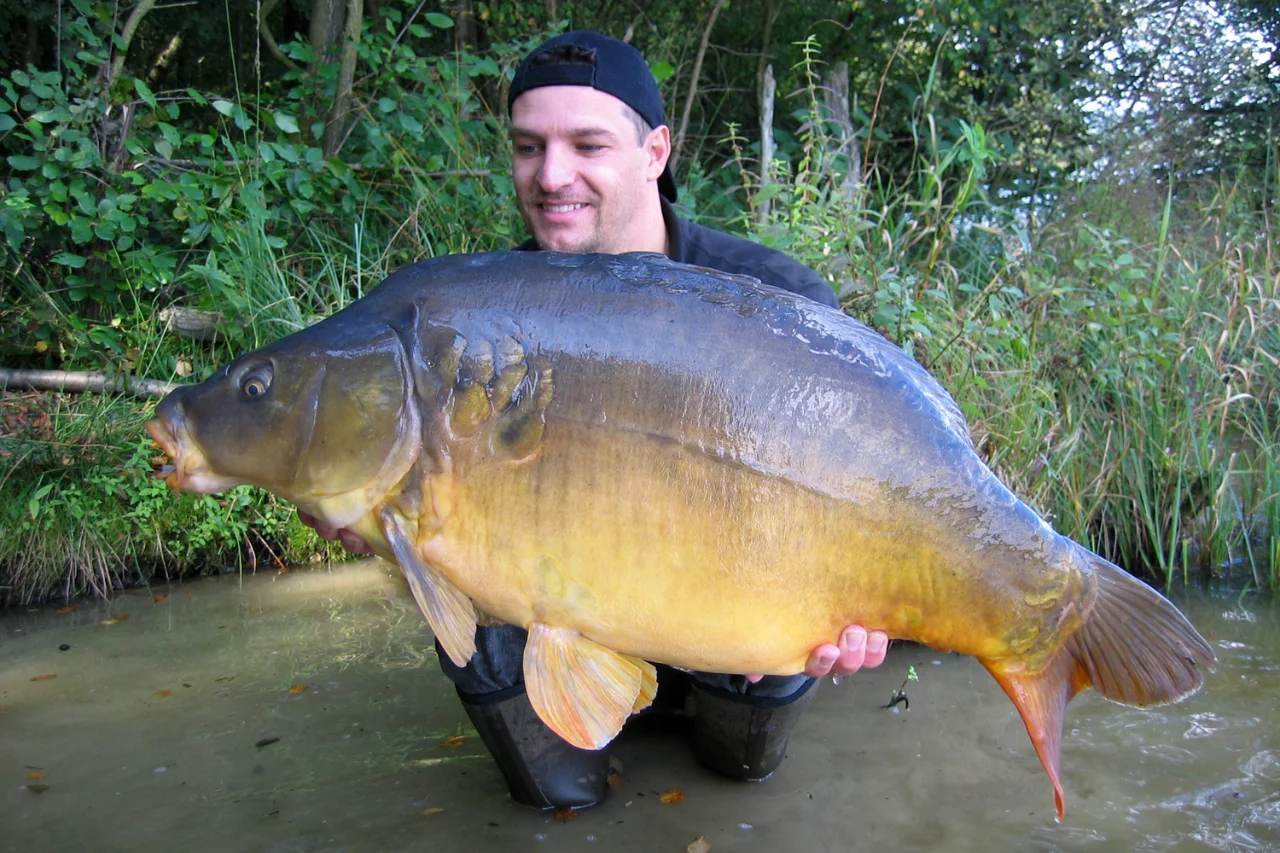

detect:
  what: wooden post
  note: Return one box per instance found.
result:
[821,60,860,200]
[758,64,776,226]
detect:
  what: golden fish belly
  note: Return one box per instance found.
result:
[422,420,1075,675]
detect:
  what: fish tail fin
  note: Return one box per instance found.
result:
[983,547,1216,821]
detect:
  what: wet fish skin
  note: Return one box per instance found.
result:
[145,251,1216,820]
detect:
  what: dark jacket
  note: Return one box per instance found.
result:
[517,198,837,309]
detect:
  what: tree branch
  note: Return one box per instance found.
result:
[258,0,300,72]
[106,0,160,92]
[0,369,179,399]
[670,0,726,176]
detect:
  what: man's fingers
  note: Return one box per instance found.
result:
[298,509,339,541]
[803,643,841,677]
[863,630,889,669]
[339,530,374,555]
[831,625,868,675]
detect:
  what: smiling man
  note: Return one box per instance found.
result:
[303,30,887,812]
[438,30,888,812]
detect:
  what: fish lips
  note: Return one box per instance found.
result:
[144,403,242,495]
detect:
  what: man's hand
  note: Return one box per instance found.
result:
[746,625,889,683]
[297,509,373,555]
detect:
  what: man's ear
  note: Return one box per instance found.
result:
[645,125,672,180]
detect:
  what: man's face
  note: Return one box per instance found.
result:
[510,86,670,254]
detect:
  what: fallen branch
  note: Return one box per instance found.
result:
[0,369,179,398]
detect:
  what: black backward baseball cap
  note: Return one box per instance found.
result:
[508,30,678,202]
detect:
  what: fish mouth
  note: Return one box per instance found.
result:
[144,409,241,495]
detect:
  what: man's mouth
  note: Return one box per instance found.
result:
[540,202,588,213]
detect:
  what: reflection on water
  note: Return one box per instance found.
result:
[1,562,1277,853]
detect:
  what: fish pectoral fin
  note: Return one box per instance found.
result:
[983,650,1084,823]
[524,622,654,750]
[380,506,477,667]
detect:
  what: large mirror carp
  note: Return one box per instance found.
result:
[146,251,1215,819]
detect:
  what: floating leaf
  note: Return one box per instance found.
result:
[687,837,711,853]
[152,594,168,602]
[554,808,579,822]
[660,788,685,804]
[420,807,446,817]
[438,735,467,749]
[287,684,308,694]
[607,772,623,789]
[55,604,80,614]
[113,613,130,620]
[27,772,45,781]
[154,689,172,697]
[29,674,57,682]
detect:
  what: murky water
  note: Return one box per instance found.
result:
[2,561,1276,853]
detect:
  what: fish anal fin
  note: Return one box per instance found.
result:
[380,506,476,667]
[621,653,658,714]
[984,650,1083,822]
[524,623,646,750]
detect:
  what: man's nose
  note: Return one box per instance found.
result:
[537,144,575,192]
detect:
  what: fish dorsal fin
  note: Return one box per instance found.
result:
[380,506,477,667]
[523,622,657,750]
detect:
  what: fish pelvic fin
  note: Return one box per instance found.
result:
[984,545,1217,822]
[524,622,657,750]
[380,506,477,667]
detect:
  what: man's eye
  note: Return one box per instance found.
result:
[514,144,541,156]
[578,144,604,153]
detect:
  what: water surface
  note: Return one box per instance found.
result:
[1,562,1276,852]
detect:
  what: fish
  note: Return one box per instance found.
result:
[145,251,1216,819]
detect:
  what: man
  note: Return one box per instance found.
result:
[303,30,888,811]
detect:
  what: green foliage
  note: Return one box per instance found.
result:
[1,3,1277,600]
[0,391,340,603]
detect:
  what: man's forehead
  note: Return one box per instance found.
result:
[510,86,633,134]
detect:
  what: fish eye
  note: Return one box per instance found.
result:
[239,365,273,400]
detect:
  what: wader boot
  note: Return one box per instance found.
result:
[460,686,610,811]
[688,677,818,781]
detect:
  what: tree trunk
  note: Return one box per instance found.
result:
[454,0,476,52]
[670,0,726,176]
[309,0,346,73]
[322,0,364,157]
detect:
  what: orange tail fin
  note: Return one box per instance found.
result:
[984,547,1216,821]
